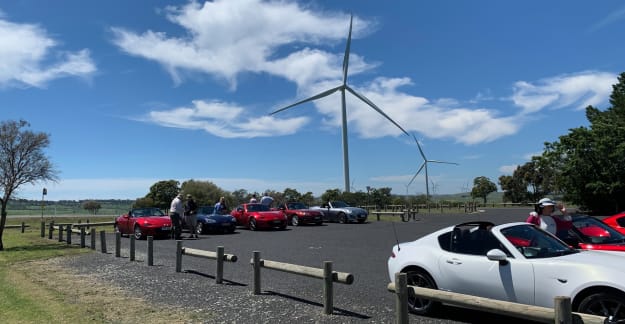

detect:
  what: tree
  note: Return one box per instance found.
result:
[542,72,625,213]
[180,179,227,206]
[82,200,101,215]
[471,176,497,204]
[143,180,180,210]
[0,120,58,251]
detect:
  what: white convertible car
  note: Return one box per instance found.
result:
[387,221,625,321]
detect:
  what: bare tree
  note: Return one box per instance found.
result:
[0,120,58,251]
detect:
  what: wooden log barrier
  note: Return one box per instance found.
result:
[177,245,238,284]
[387,276,606,324]
[250,251,354,315]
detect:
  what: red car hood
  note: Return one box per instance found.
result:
[249,211,284,219]
[134,216,172,225]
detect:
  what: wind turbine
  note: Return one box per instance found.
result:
[270,14,409,192]
[407,134,458,212]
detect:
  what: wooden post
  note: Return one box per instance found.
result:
[48,222,53,239]
[554,296,572,324]
[40,221,45,237]
[216,246,224,284]
[21,222,25,233]
[100,230,107,253]
[129,235,135,261]
[147,236,154,266]
[253,251,261,295]
[80,227,85,248]
[90,228,96,250]
[176,240,183,272]
[66,225,71,245]
[115,232,121,257]
[58,225,64,242]
[323,261,333,315]
[395,272,409,324]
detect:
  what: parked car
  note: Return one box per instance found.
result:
[310,200,368,223]
[114,207,172,240]
[562,214,625,252]
[603,212,625,235]
[387,221,625,320]
[231,203,287,231]
[275,201,323,226]
[195,205,237,234]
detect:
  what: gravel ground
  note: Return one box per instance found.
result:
[59,208,542,323]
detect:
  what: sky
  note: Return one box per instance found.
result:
[2,0,625,201]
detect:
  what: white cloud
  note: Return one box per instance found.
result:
[0,18,95,88]
[498,164,518,174]
[511,71,617,114]
[587,5,625,33]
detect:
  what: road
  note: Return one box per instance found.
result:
[60,208,542,323]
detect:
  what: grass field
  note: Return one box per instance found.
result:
[0,218,195,323]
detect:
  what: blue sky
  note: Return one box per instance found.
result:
[2,0,625,201]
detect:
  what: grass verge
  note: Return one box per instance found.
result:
[0,218,197,323]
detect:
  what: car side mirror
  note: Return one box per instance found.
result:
[486,249,508,265]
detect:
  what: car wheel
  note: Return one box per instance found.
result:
[291,215,299,226]
[578,291,625,320]
[338,212,347,224]
[196,223,204,235]
[249,218,257,231]
[134,225,144,240]
[404,269,440,315]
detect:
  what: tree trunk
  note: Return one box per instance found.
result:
[0,206,7,251]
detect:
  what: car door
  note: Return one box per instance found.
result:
[437,228,535,305]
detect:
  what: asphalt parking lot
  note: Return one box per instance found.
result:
[63,207,543,323]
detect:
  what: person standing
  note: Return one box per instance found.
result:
[169,193,184,240]
[249,194,258,203]
[260,192,274,207]
[214,196,228,214]
[526,197,571,239]
[185,194,198,238]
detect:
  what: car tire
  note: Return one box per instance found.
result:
[338,212,347,224]
[134,225,144,240]
[249,218,257,231]
[404,268,440,315]
[578,291,625,319]
[196,223,204,235]
[291,215,299,226]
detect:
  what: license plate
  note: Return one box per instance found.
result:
[273,220,282,224]
[221,223,231,227]
[162,226,171,230]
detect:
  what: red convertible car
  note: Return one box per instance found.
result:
[231,203,287,231]
[275,201,323,226]
[562,214,625,252]
[114,207,172,240]
[603,212,625,235]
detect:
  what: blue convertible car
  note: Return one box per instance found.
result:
[195,206,237,234]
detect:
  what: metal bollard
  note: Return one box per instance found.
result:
[323,261,333,315]
[253,251,261,295]
[147,236,153,266]
[115,232,121,257]
[80,227,86,248]
[129,235,135,261]
[100,230,107,253]
[90,228,96,250]
[216,246,224,284]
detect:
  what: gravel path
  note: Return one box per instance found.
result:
[60,208,541,323]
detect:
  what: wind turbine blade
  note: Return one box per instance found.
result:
[346,86,410,137]
[412,133,426,160]
[342,15,353,85]
[270,86,342,115]
[407,163,425,187]
[428,160,459,165]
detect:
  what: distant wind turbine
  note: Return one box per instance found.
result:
[407,134,458,211]
[271,14,409,193]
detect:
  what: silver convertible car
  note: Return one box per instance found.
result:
[388,221,625,321]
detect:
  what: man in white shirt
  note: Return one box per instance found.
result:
[170,194,184,240]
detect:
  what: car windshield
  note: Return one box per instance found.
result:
[287,202,307,209]
[501,224,578,259]
[331,201,349,208]
[198,206,214,214]
[247,204,270,212]
[131,208,164,217]
[571,216,625,244]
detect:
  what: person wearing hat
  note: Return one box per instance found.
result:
[184,194,198,238]
[169,193,184,240]
[526,197,572,239]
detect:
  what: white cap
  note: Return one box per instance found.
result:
[538,198,555,207]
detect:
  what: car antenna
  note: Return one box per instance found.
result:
[391,221,401,251]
